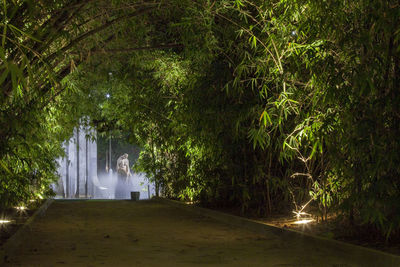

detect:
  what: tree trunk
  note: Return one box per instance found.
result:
[266,154,272,215]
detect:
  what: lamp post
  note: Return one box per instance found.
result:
[105,92,112,173]
[106,71,113,173]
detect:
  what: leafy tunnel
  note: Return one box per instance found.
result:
[1,0,400,241]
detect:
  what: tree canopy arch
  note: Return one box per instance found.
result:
[1,0,400,241]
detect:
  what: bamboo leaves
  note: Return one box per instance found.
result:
[1,0,400,240]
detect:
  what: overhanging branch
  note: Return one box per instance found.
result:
[85,43,184,54]
[46,6,157,63]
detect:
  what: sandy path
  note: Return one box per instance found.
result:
[3,200,379,266]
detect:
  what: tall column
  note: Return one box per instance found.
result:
[85,137,88,198]
[75,127,80,198]
[66,141,69,198]
[90,130,97,197]
[109,136,112,171]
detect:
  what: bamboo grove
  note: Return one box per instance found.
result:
[1,0,399,240]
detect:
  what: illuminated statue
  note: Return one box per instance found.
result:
[115,153,132,198]
[116,153,131,178]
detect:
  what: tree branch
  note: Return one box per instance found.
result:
[85,43,184,54]
[46,6,157,63]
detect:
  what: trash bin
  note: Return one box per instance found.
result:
[130,191,140,201]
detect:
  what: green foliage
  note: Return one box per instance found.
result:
[0,0,170,208]
[2,0,400,241]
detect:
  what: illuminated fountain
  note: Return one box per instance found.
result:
[55,125,97,198]
[54,126,155,199]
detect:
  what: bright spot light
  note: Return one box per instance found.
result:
[293,219,314,225]
[292,210,312,220]
[0,220,11,224]
[29,199,35,202]
[106,93,110,98]
[16,206,27,211]
[291,30,297,37]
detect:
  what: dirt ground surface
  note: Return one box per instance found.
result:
[2,200,398,267]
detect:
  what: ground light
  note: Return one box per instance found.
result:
[292,210,314,224]
[293,210,310,219]
[15,206,28,215]
[293,219,315,224]
[0,218,12,230]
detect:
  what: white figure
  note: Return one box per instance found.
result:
[116,153,131,178]
[115,153,131,199]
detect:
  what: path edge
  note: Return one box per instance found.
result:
[157,197,400,266]
[0,198,54,264]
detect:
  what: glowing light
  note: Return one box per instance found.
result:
[292,207,314,225]
[292,210,311,220]
[16,206,27,211]
[0,220,11,224]
[293,219,314,225]
[106,93,110,98]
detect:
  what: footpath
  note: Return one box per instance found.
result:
[2,199,400,266]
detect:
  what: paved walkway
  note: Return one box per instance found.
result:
[2,200,399,266]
